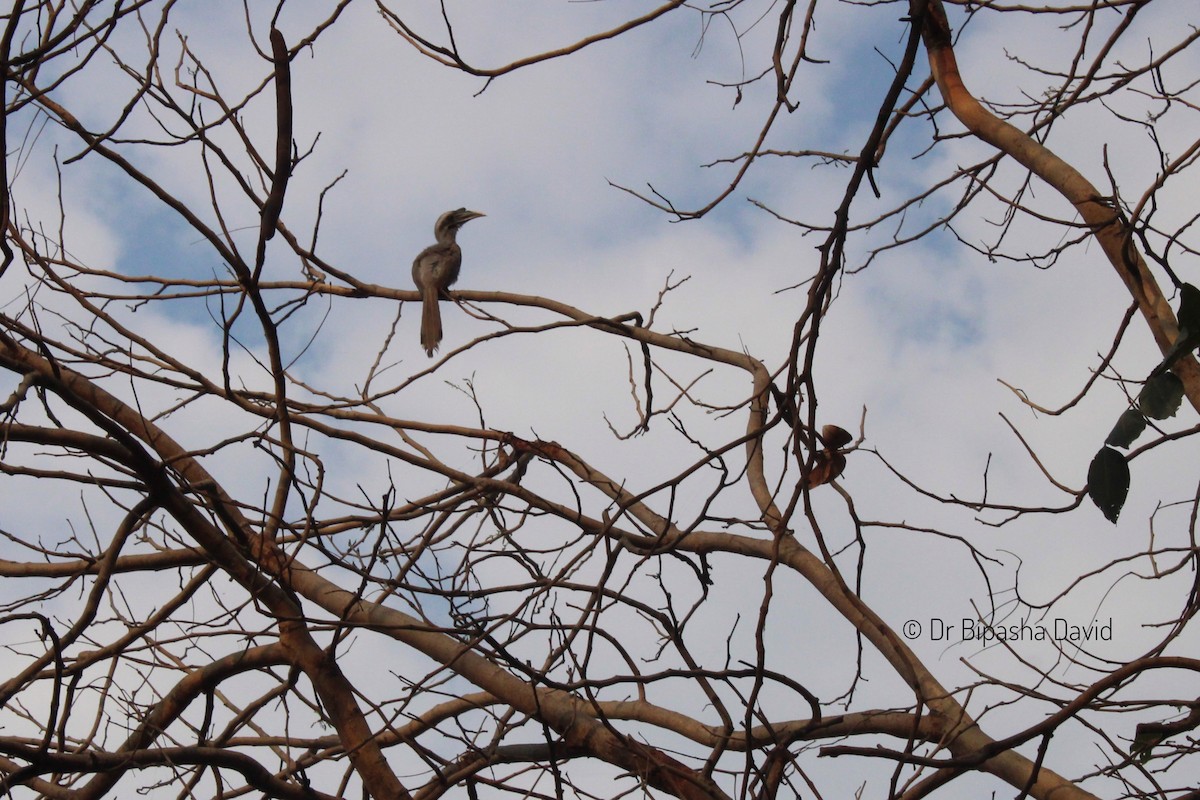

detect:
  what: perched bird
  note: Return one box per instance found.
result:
[411,208,485,357]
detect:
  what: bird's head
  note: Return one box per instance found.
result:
[434,208,486,240]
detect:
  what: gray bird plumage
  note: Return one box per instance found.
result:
[412,208,485,357]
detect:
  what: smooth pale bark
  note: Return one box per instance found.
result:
[915,0,1200,414]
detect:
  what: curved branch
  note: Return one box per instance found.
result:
[916,0,1200,412]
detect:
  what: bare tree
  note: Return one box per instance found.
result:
[0,1,1197,799]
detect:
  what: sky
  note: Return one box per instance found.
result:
[1,0,1198,797]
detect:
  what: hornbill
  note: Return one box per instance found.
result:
[412,208,485,357]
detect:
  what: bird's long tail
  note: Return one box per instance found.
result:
[420,287,442,357]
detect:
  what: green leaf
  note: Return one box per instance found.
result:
[1149,283,1200,376]
[1178,282,1200,334]
[1105,408,1147,449]
[1132,727,1166,763]
[1137,372,1184,420]
[1088,446,1130,524]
